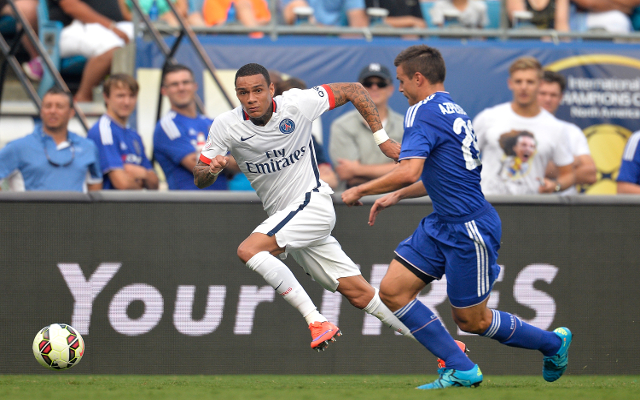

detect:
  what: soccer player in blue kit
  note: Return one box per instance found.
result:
[342,45,572,389]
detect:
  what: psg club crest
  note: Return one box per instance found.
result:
[279,119,295,134]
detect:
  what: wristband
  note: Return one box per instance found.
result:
[373,129,390,145]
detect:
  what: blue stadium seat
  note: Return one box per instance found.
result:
[0,14,17,35]
[37,0,86,97]
[421,1,501,29]
[485,0,501,29]
[420,1,434,27]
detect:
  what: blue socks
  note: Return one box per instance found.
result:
[482,309,561,356]
[394,299,475,371]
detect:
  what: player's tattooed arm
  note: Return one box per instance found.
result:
[327,83,401,160]
[327,83,384,133]
[193,156,228,188]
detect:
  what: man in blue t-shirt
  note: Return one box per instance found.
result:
[342,45,572,389]
[153,64,237,190]
[0,87,102,192]
[87,74,158,190]
[617,130,640,194]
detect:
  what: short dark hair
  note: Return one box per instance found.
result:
[235,63,271,87]
[103,73,139,97]
[162,64,194,86]
[394,45,446,85]
[274,77,307,96]
[542,70,566,93]
[43,86,73,108]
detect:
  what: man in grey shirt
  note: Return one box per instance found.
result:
[329,63,404,190]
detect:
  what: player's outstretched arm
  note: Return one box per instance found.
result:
[327,82,401,161]
[193,156,228,189]
[369,181,428,225]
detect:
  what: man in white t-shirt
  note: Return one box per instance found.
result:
[473,57,575,195]
[538,70,597,195]
[194,63,413,352]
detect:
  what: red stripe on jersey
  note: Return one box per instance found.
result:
[199,154,211,165]
[321,84,335,110]
[272,99,277,113]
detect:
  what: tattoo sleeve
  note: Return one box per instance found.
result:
[326,83,383,133]
[193,159,218,189]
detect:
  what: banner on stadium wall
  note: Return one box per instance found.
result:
[136,37,640,194]
[1,198,639,375]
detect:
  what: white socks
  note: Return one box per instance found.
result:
[363,288,415,340]
[246,251,325,325]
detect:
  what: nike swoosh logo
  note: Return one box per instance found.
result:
[240,134,257,141]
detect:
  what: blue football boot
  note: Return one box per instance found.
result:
[543,327,572,382]
[417,364,483,390]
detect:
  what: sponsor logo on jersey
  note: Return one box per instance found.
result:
[279,119,295,134]
[245,146,307,174]
[240,134,257,141]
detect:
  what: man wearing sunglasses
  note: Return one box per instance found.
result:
[329,63,404,191]
[0,87,102,192]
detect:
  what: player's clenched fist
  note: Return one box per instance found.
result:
[209,155,228,175]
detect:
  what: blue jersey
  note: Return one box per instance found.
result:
[399,92,487,221]
[87,115,153,190]
[618,131,640,185]
[153,111,227,190]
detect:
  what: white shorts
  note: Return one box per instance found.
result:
[60,20,134,59]
[253,191,361,292]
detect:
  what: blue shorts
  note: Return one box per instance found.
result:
[394,204,502,308]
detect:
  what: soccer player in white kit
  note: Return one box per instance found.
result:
[194,63,412,351]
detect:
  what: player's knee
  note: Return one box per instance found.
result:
[237,243,254,264]
[453,315,489,334]
[378,286,406,312]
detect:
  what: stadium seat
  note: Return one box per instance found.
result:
[420,1,434,28]
[421,1,501,29]
[0,14,17,36]
[485,0,501,29]
[37,0,86,97]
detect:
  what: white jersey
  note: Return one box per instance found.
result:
[200,86,335,215]
[473,102,574,195]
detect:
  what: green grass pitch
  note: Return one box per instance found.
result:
[1,375,639,400]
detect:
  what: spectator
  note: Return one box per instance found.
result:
[1,0,43,80]
[153,64,237,190]
[281,0,368,27]
[202,0,270,27]
[430,0,489,28]
[617,130,640,194]
[538,70,596,194]
[364,0,426,29]
[473,56,575,195]
[570,0,640,33]
[121,0,205,27]
[87,74,159,190]
[0,87,102,192]
[47,0,134,102]
[506,0,570,31]
[274,77,339,190]
[329,63,404,190]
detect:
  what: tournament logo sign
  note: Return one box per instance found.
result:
[546,55,640,194]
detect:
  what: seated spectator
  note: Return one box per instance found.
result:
[0,87,102,192]
[87,74,159,190]
[274,77,339,190]
[473,57,575,195]
[538,70,596,194]
[153,64,238,190]
[121,0,205,27]
[617,130,640,193]
[202,0,270,27]
[1,0,43,80]
[506,0,570,31]
[329,63,404,191]
[364,0,426,29]
[430,0,489,28]
[281,0,368,27]
[570,0,640,33]
[47,0,134,103]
